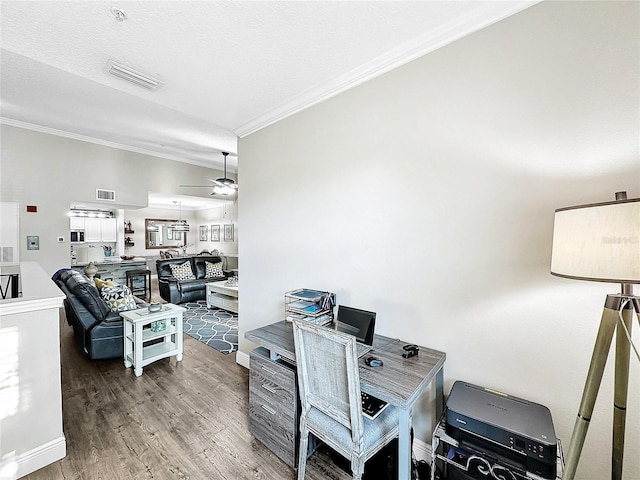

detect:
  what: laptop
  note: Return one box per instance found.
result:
[334,305,376,358]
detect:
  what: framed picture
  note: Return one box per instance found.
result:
[224,224,234,242]
[211,224,220,242]
[199,225,208,241]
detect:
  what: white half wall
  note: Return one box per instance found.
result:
[0,262,66,479]
[238,2,639,479]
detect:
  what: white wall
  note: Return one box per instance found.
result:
[238,2,639,479]
[0,126,228,275]
[194,202,238,256]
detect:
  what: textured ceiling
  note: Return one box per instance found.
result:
[0,1,538,171]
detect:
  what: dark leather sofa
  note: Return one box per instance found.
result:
[52,268,147,360]
[156,255,229,304]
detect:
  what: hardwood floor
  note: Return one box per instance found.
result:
[25,294,351,479]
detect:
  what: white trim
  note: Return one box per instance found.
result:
[234,1,540,137]
[0,117,217,170]
[413,437,432,463]
[235,350,250,369]
[0,262,65,315]
[2,436,67,479]
[0,296,64,316]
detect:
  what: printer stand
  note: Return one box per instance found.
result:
[431,418,564,480]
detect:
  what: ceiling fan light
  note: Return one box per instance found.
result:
[214,185,235,196]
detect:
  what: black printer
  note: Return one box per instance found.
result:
[444,381,557,480]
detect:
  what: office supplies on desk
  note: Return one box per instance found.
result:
[335,305,376,357]
[402,344,419,358]
[365,356,383,367]
[285,289,336,326]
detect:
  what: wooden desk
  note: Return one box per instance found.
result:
[245,320,446,480]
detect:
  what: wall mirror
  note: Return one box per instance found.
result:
[145,219,188,249]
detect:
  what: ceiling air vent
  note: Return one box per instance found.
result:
[96,189,116,202]
[106,59,163,90]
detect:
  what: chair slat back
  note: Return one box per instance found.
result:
[292,320,364,438]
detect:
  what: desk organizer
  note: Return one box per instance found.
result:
[285,289,335,326]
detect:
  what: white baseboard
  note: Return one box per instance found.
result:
[235,350,250,369]
[0,436,66,480]
[413,437,432,463]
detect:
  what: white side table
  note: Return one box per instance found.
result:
[120,303,185,377]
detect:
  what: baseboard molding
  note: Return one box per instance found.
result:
[413,437,432,463]
[1,436,66,480]
[235,350,250,369]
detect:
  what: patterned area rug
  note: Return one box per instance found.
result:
[182,300,238,355]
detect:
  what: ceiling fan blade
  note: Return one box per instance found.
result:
[179,184,213,188]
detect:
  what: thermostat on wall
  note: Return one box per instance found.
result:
[27,235,39,250]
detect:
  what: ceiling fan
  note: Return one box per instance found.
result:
[180,151,238,196]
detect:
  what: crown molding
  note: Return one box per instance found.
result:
[0,117,218,170]
[234,1,540,138]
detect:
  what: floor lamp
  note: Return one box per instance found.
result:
[551,191,639,480]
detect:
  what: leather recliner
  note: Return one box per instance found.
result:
[52,268,148,360]
[155,255,229,304]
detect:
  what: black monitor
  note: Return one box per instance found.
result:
[335,305,376,345]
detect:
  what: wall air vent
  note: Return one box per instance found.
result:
[96,189,116,201]
[1,246,15,264]
[106,59,163,90]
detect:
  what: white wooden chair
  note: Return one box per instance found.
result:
[292,319,399,479]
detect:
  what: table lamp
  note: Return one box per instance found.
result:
[551,191,639,480]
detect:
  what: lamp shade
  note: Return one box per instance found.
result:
[171,220,190,232]
[551,198,639,283]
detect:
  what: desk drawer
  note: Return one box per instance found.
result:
[250,347,295,391]
[249,386,297,467]
[249,347,298,467]
[250,370,295,422]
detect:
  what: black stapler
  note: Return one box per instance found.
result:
[402,344,419,358]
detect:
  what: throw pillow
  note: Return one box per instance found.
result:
[169,261,196,281]
[94,277,115,290]
[205,261,224,278]
[101,285,137,312]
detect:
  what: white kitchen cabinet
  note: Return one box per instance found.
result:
[101,218,117,242]
[84,218,102,242]
[83,217,116,242]
[69,217,85,230]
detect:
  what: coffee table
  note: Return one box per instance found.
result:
[206,281,238,313]
[120,303,186,377]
